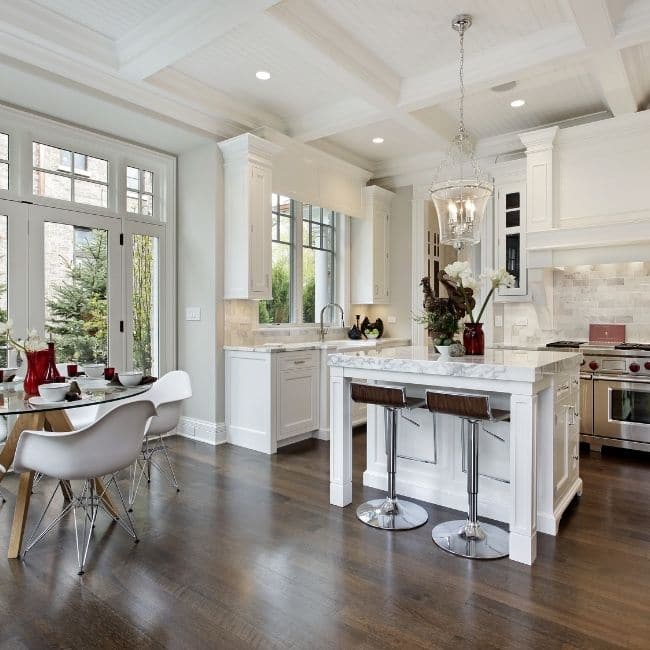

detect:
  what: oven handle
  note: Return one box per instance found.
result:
[593,373,650,385]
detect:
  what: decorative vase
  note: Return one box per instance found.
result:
[435,345,453,359]
[23,349,50,396]
[463,322,485,355]
[43,341,62,383]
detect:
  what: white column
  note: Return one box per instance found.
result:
[411,185,428,346]
[329,365,352,506]
[314,249,329,319]
[508,392,539,564]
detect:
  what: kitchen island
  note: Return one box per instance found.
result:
[328,346,583,565]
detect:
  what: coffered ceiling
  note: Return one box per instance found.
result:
[1,0,650,168]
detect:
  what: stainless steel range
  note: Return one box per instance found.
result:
[546,340,650,452]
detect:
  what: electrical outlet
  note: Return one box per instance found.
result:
[494,315,503,327]
[185,306,201,321]
[514,318,528,327]
[387,315,397,324]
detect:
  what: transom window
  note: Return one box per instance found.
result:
[126,166,154,216]
[32,142,108,208]
[0,133,9,190]
[260,194,336,325]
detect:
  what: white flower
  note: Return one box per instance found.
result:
[481,267,516,289]
[444,260,476,288]
[0,319,13,335]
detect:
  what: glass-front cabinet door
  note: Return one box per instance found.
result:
[496,182,527,298]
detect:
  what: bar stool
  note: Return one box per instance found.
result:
[351,383,429,530]
[426,390,510,559]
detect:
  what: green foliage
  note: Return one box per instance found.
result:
[259,244,291,323]
[302,249,315,323]
[412,299,460,340]
[132,235,154,375]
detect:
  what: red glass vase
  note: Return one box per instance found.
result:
[463,322,485,356]
[43,341,62,383]
[23,349,50,396]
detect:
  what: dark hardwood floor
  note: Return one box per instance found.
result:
[1,431,649,649]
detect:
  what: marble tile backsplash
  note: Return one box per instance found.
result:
[503,262,650,345]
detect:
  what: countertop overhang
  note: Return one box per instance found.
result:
[327,345,582,383]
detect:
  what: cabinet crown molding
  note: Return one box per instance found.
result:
[218,132,282,165]
[519,126,559,153]
[365,184,395,206]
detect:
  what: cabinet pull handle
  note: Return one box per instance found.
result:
[572,455,579,461]
[265,273,269,288]
[294,360,306,365]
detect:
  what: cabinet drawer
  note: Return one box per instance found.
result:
[278,351,319,371]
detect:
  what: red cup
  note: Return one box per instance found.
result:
[104,367,115,380]
[67,363,78,378]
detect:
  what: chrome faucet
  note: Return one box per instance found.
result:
[319,303,345,342]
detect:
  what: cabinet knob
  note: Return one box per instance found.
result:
[572,455,579,460]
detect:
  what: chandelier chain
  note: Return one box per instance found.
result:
[458,23,465,137]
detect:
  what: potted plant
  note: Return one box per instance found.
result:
[443,262,515,355]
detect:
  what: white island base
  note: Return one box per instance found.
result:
[328,346,583,565]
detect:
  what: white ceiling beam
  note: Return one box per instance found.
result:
[567,0,638,115]
[267,0,449,147]
[117,0,280,80]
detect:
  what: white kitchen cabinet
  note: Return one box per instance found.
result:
[277,354,319,441]
[218,133,281,300]
[350,185,394,305]
[225,349,320,454]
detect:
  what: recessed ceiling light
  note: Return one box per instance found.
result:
[372,137,384,144]
[256,70,271,80]
[510,99,526,108]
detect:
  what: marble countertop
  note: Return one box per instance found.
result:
[327,345,582,383]
[224,337,410,353]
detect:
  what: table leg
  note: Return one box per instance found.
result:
[8,471,34,559]
[509,393,539,565]
[329,367,352,507]
[0,413,45,484]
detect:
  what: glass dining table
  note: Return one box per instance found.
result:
[0,382,152,559]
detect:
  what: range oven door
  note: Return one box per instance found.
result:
[579,374,593,435]
[593,375,650,444]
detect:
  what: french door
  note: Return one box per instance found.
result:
[0,198,166,374]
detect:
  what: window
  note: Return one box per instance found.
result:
[126,166,154,216]
[259,194,293,323]
[0,132,8,190]
[302,204,335,323]
[259,194,337,325]
[33,142,108,207]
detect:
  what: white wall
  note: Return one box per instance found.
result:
[352,185,413,338]
[177,143,224,428]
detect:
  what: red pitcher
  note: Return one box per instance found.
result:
[463,323,485,356]
[23,349,50,396]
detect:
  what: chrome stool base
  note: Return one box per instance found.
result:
[432,519,509,559]
[357,497,428,531]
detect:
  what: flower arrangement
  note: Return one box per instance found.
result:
[443,261,515,323]
[0,319,48,352]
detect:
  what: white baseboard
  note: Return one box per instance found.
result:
[177,417,226,446]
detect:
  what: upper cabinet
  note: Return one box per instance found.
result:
[219,133,281,300]
[351,185,394,305]
[496,182,527,298]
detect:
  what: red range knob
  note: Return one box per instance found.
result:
[630,363,641,373]
[589,361,599,370]
[645,361,650,370]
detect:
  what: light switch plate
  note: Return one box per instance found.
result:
[185,306,201,321]
[494,315,503,327]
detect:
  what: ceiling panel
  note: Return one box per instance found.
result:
[311,0,571,78]
[172,14,351,118]
[417,62,607,141]
[621,41,650,109]
[31,0,172,39]
[315,119,433,164]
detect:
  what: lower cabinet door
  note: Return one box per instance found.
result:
[277,366,319,441]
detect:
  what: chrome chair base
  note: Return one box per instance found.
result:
[432,519,509,559]
[357,497,429,530]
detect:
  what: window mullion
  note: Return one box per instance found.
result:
[293,200,303,324]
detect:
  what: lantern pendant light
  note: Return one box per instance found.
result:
[430,14,493,249]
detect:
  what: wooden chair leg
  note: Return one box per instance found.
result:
[8,471,34,559]
[94,478,119,520]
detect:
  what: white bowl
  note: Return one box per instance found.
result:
[38,382,69,402]
[83,363,105,379]
[435,345,453,359]
[119,371,143,387]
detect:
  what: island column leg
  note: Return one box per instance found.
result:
[509,393,538,565]
[330,366,352,507]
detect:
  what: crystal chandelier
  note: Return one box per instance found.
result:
[430,14,493,249]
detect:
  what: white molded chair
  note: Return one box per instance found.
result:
[128,370,192,507]
[13,399,156,575]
